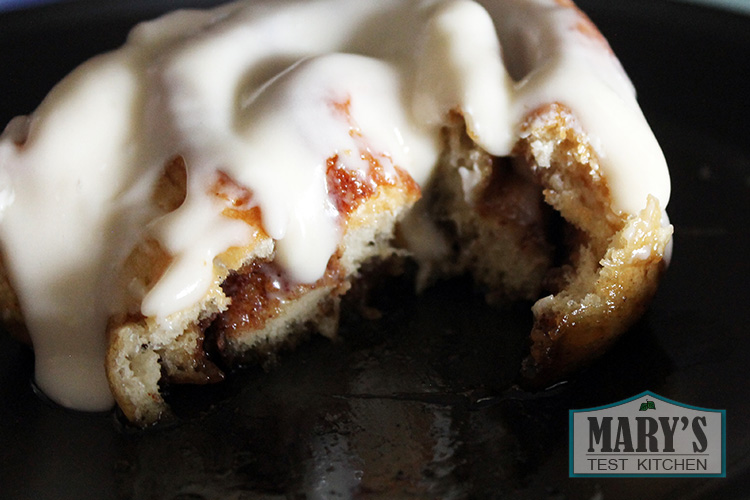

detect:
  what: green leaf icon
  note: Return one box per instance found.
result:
[639,400,656,411]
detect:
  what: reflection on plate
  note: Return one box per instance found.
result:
[1,1,749,498]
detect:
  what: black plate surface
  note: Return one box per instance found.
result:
[1,1,749,498]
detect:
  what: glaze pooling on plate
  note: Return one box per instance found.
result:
[0,0,670,411]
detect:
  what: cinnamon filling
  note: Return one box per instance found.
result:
[208,254,348,352]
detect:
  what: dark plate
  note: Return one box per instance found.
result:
[1,1,749,498]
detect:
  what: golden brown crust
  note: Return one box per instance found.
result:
[514,104,672,386]
[524,196,670,386]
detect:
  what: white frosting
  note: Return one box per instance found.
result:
[0,0,670,411]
